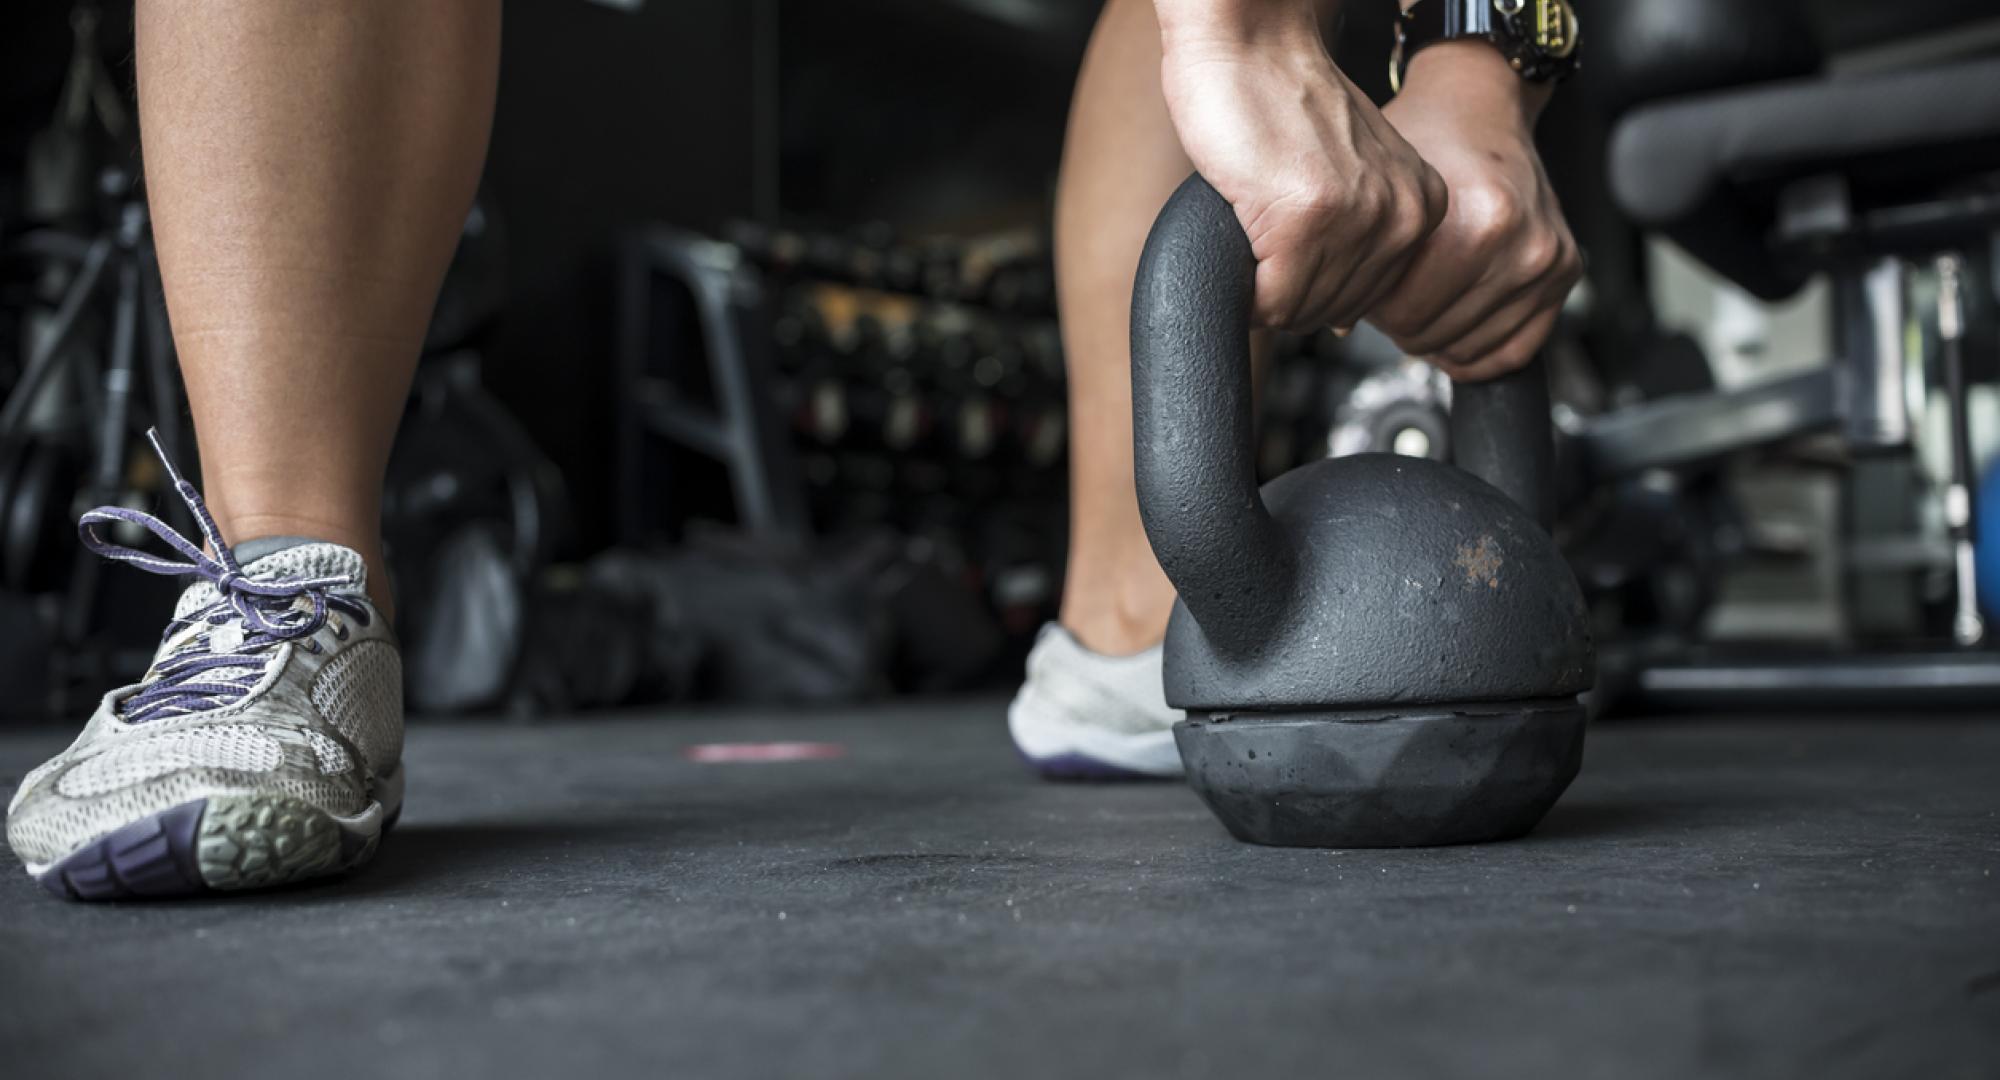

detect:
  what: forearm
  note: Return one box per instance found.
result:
[1153,0,1329,53]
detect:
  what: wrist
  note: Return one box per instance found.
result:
[1155,0,1324,56]
[1398,41,1550,128]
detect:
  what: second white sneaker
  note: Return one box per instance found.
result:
[1007,623,1184,779]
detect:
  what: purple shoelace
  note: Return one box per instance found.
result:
[78,431,370,723]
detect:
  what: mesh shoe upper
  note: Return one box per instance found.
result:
[6,545,402,867]
[1006,623,1186,778]
[4,435,402,870]
[1016,624,1177,735]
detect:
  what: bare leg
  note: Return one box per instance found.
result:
[1052,0,1192,656]
[138,2,500,617]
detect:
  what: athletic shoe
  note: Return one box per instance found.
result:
[6,434,403,900]
[1006,623,1183,779]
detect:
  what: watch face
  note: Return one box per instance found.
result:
[1395,0,1580,89]
[1534,0,1578,59]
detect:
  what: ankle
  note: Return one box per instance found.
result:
[1060,577,1176,656]
[219,513,395,620]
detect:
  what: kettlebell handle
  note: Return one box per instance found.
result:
[1131,174,1556,647]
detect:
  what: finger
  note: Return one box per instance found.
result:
[1400,216,1573,355]
[1418,160,1451,230]
[1295,266,1363,332]
[1320,167,1447,331]
[1294,233,1407,332]
[1389,265,1537,357]
[1323,245,1422,332]
[1369,180,1513,346]
[1315,209,1435,330]
[1367,235,1491,348]
[1426,248,1575,367]
[1341,229,1444,330]
[1251,245,1323,329]
[1444,305,1560,383]
[1360,111,1452,230]
[1257,244,1359,332]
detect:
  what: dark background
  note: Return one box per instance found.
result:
[478,0,1090,552]
[3,0,1966,551]
[3,0,1997,711]
[451,0,1991,550]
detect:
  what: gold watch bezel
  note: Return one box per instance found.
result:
[1536,0,1579,60]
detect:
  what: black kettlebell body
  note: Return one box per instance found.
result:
[1134,176,1595,848]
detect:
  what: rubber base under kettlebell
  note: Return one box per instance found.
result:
[1174,699,1587,848]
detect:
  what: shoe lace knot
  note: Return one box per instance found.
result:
[77,431,371,723]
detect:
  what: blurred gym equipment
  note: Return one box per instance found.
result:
[386,197,574,714]
[0,5,181,714]
[1554,0,2000,709]
[616,226,810,546]
[621,217,1070,649]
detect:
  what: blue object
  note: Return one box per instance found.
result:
[1980,456,2000,617]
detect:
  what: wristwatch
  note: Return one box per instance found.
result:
[1391,0,1581,93]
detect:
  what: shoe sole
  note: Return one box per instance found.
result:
[29,766,403,901]
[1007,691,1184,781]
[1019,749,1174,782]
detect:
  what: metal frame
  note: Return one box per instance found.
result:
[3,177,187,646]
[1580,167,1998,709]
[614,227,809,545]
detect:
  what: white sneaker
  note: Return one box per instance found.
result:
[6,435,403,900]
[1006,623,1183,779]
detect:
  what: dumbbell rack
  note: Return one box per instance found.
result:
[755,224,1072,637]
[614,227,811,547]
[615,219,1073,639]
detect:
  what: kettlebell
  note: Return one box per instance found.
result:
[1133,176,1595,848]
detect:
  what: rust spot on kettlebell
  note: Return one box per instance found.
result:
[1454,535,1504,589]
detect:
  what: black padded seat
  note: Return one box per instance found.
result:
[1609,56,2000,299]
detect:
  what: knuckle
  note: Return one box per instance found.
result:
[1379,215,1418,255]
[1351,179,1393,224]
[1420,168,1450,221]
[1558,243,1585,285]
[1375,291,1442,347]
[1279,294,1321,332]
[1499,315,1559,368]
[1519,231,1563,277]
[1254,293,1297,329]
[1459,182,1522,242]
[1253,279,1298,328]
[1389,192,1435,249]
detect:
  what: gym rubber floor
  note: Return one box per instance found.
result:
[2,702,1996,1079]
